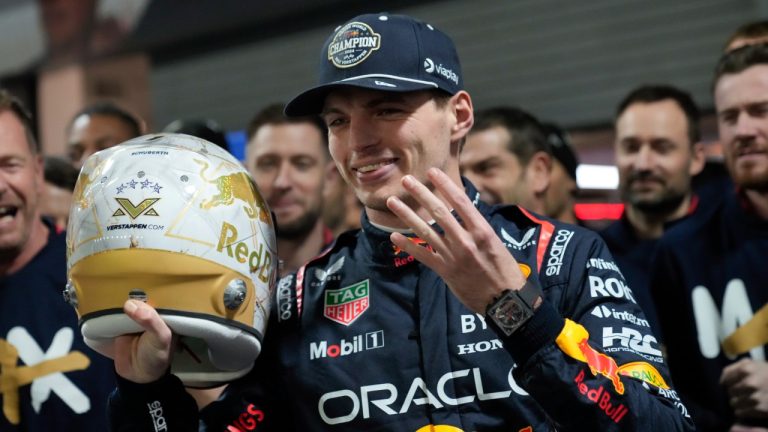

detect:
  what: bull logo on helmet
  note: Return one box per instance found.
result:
[196,160,270,223]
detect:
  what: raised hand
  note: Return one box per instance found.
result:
[385,168,528,314]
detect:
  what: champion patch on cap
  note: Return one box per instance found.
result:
[327,22,381,68]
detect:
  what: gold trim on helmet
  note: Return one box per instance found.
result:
[69,249,263,327]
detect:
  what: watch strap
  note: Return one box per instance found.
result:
[517,280,542,308]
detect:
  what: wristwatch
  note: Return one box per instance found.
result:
[485,281,543,337]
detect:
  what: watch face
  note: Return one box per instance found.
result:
[491,292,533,336]
[497,301,526,326]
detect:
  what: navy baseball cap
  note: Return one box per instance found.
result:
[285,13,463,117]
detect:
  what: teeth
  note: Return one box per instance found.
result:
[0,207,12,216]
[356,160,392,173]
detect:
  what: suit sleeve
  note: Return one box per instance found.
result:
[108,373,199,431]
[108,273,298,432]
[497,229,695,431]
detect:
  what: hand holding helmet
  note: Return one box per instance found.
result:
[65,133,277,387]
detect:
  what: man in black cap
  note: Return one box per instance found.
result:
[543,123,581,224]
[460,108,581,224]
[108,13,694,431]
[461,106,554,211]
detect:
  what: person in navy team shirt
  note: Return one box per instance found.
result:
[650,43,768,432]
[0,89,115,431]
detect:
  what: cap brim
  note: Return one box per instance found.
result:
[284,76,440,117]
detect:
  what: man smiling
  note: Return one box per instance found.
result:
[650,44,768,431]
[0,89,114,431]
[108,13,693,431]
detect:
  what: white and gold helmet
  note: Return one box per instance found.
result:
[65,133,277,387]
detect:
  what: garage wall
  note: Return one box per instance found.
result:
[150,0,764,133]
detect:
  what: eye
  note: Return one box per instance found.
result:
[477,160,500,175]
[255,157,278,170]
[375,107,403,117]
[324,115,348,128]
[620,140,641,154]
[0,158,24,172]
[651,140,674,154]
[748,103,768,118]
[293,156,316,171]
[718,110,738,126]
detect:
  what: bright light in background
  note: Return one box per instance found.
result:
[576,164,619,190]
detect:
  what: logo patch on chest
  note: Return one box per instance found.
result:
[324,280,370,325]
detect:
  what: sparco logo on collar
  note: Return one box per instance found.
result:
[328,22,381,68]
[276,275,294,322]
[545,229,573,276]
[324,280,370,325]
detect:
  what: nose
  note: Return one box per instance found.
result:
[734,112,759,139]
[272,161,292,191]
[347,114,378,151]
[633,145,654,171]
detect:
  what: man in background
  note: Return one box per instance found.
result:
[600,84,705,334]
[461,106,555,214]
[0,89,114,430]
[245,103,335,276]
[41,155,78,232]
[66,101,143,168]
[542,122,581,224]
[651,43,768,432]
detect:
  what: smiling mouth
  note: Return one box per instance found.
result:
[0,206,19,221]
[0,206,18,219]
[737,149,766,157]
[353,159,397,174]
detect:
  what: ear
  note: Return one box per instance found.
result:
[688,141,706,176]
[449,90,474,144]
[526,151,553,195]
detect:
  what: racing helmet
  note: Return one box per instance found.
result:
[65,133,277,387]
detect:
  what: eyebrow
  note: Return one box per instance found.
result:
[321,93,411,116]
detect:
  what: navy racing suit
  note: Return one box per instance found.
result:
[109,181,694,431]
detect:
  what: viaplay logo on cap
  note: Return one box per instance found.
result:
[327,22,381,68]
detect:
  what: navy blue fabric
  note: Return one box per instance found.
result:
[651,192,768,431]
[600,216,663,338]
[111,181,693,431]
[285,13,463,116]
[0,221,115,431]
